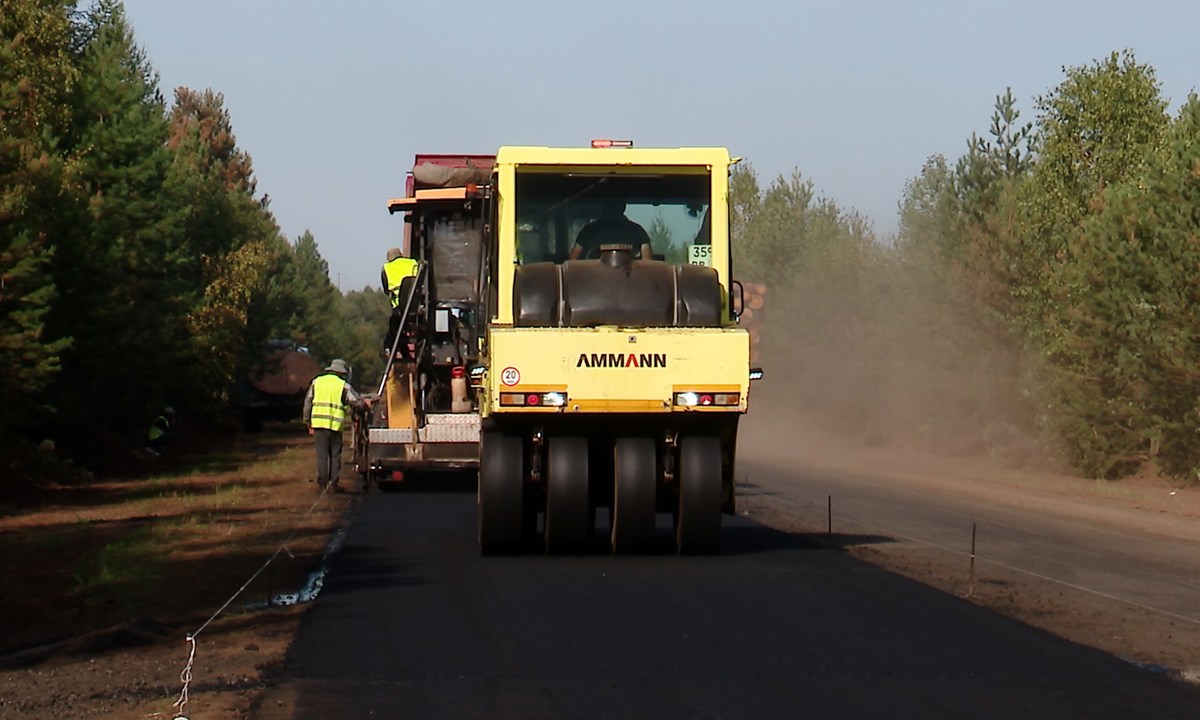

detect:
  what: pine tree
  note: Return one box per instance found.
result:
[164,85,291,412]
[43,0,177,438]
[1020,51,1172,476]
[1060,95,1200,477]
[0,0,76,436]
[286,231,349,361]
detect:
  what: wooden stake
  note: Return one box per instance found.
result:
[967,522,977,598]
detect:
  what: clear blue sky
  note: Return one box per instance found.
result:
[122,0,1199,291]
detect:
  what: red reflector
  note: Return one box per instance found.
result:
[527,394,540,405]
[391,471,404,481]
[700,394,714,406]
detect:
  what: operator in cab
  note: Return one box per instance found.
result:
[382,247,419,357]
[569,199,653,261]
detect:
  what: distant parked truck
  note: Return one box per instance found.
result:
[241,341,320,431]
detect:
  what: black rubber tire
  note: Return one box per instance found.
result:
[479,431,525,552]
[611,437,657,554]
[676,435,722,554]
[545,437,590,550]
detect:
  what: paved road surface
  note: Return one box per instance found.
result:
[733,389,1200,631]
[254,489,1199,719]
[738,454,1200,627]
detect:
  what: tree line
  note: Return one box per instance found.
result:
[1,0,387,481]
[7,6,1192,486]
[736,50,1200,482]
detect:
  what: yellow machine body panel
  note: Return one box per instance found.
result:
[483,326,750,416]
[384,367,415,429]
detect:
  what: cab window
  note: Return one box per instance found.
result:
[515,172,710,267]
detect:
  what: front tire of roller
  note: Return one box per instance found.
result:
[676,435,722,554]
[545,437,590,551]
[479,431,525,553]
[611,437,657,554]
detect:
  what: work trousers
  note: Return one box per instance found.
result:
[313,428,343,490]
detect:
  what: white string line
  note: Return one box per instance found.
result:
[190,483,332,638]
[740,487,1200,627]
[171,634,195,717]
[173,479,339,718]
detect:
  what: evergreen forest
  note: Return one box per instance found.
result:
[1,1,387,482]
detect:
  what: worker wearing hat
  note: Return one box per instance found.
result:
[303,359,369,492]
[382,247,419,357]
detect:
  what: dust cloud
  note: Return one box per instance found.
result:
[741,268,1057,476]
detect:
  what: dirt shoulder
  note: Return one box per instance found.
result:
[0,427,357,719]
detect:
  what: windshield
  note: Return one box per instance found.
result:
[514,172,711,266]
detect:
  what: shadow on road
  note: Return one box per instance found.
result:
[373,470,477,494]
[316,546,426,595]
[719,518,895,555]
[483,514,898,557]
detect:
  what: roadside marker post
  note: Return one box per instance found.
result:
[967,522,977,598]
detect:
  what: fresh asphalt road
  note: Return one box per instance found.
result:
[738,453,1200,629]
[253,488,1199,719]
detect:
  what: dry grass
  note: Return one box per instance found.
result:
[0,426,355,656]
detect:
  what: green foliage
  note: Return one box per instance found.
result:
[1013,51,1174,476]
[735,50,1196,481]
[647,216,684,263]
[1050,95,1200,478]
[163,90,292,412]
[1031,51,1168,224]
[1019,51,1169,342]
[42,1,186,440]
[337,286,390,388]
[955,88,1034,227]
[0,1,381,476]
[885,50,1194,479]
[0,0,77,435]
[283,231,348,361]
[734,165,845,290]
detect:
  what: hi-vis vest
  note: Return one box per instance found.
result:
[148,416,169,441]
[383,257,419,308]
[310,374,349,431]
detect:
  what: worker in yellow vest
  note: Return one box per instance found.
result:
[144,406,177,456]
[303,359,369,492]
[381,247,419,358]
